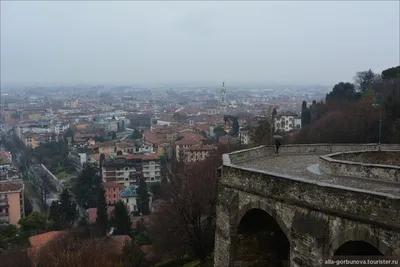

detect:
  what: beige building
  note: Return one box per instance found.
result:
[175,138,203,162]
[183,145,217,163]
[0,183,25,225]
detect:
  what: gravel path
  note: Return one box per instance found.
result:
[237,154,400,196]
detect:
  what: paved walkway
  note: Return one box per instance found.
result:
[236,154,400,196]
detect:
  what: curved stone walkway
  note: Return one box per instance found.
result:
[236,154,400,196]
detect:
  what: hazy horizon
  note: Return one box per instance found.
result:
[1,1,399,87]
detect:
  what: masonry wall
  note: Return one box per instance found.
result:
[228,144,400,164]
[319,152,400,183]
[215,176,400,267]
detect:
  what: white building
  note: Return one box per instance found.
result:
[239,130,250,145]
[119,185,153,214]
[274,113,302,132]
[53,122,70,135]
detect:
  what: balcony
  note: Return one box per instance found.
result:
[0,199,9,208]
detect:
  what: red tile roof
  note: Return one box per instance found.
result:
[116,153,159,160]
[175,138,202,145]
[29,231,68,248]
[0,183,24,192]
[184,145,216,151]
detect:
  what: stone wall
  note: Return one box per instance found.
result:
[228,144,400,164]
[215,143,400,267]
[320,151,400,183]
[215,184,400,267]
[220,166,400,229]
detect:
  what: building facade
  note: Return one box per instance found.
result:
[183,145,216,163]
[274,113,302,132]
[0,183,24,225]
[102,153,162,187]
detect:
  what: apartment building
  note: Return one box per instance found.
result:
[274,113,302,132]
[239,130,250,145]
[0,183,25,225]
[102,153,161,187]
[183,145,216,163]
[175,138,203,162]
[22,132,57,149]
[104,181,125,205]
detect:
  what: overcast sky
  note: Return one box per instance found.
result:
[1,1,399,87]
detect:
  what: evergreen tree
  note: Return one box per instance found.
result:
[112,201,133,237]
[59,188,77,228]
[48,201,62,230]
[272,108,277,117]
[232,117,239,136]
[96,186,109,236]
[137,178,150,215]
[73,163,102,209]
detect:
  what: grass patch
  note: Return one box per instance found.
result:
[183,259,200,267]
[57,171,72,179]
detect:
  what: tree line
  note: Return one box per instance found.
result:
[297,66,400,144]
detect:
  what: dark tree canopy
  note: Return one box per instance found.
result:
[382,66,400,80]
[48,201,62,230]
[137,178,150,215]
[96,186,109,236]
[325,82,358,103]
[59,188,78,228]
[73,163,102,209]
[112,201,133,237]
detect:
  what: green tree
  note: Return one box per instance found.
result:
[18,212,52,235]
[0,224,18,249]
[73,163,102,209]
[24,192,33,217]
[213,126,227,142]
[112,201,133,237]
[272,107,277,117]
[232,117,239,136]
[382,66,400,80]
[48,201,62,230]
[325,82,359,103]
[59,189,77,228]
[137,178,150,215]
[96,186,109,236]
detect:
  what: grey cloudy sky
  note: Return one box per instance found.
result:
[1,1,399,86]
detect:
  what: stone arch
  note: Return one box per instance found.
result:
[236,201,291,243]
[326,226,392,257]
[233,200,291,267]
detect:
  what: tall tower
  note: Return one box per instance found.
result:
[219,81,227,106]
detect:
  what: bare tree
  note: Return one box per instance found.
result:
[150,156,221,262]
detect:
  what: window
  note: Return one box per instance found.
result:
[126,199,129,203]
[113,188,116,192]
[113,194,116,198]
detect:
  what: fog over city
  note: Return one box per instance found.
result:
[1,1,399,87]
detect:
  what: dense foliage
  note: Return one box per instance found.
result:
[297,66,400,144]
